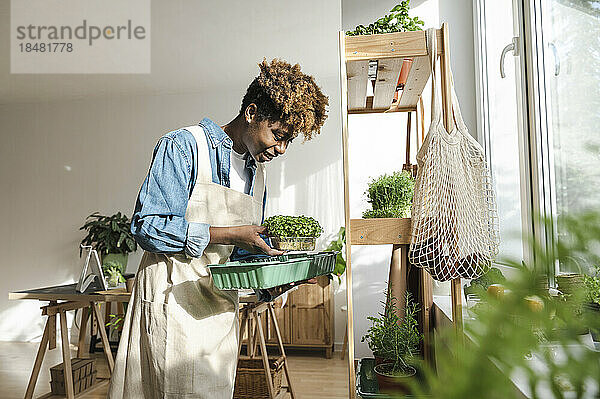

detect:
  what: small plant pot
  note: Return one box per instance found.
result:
[373,363,416,394]
[105,277,125,289]
[556,273,584,295]
[270,237,316,251]
[101,252,129,271]
[126,277,136,293]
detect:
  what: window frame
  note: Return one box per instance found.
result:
[473,0,562,281]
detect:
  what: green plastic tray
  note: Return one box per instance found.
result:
[209,251,337,290]
[357,358,392,398]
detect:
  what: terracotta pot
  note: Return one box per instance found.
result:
[126,277,136,293]
[374,363,416,394]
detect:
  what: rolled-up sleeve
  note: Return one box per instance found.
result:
[130,135,210,257]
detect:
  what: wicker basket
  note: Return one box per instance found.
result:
[270,237,316,251]
[234,356,285,399]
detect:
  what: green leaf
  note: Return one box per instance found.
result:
[80,211,136,255]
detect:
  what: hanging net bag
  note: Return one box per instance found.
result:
[408,28,499,281]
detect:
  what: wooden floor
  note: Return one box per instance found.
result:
[0,342,349,398]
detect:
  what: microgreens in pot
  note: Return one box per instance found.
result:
[263,215,323,238]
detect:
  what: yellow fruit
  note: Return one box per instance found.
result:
[487,284,505,298]
[525,295,544,312]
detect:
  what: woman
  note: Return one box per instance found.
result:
[107,59,328,398]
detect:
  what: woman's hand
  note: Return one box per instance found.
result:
[209,225,284,256]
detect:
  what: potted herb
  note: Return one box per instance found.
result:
[346,2,424,36]
[363,171,415,219]
[362,292,422,393]
[263,215,323,251]
[80,211,137,281]
[346,2,425,106]
[103,260,126,288]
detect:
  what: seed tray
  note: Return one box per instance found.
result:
[209,251,337,290]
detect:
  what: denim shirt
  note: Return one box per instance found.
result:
[130,117,270,261]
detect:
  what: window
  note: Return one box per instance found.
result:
[542,0,600,274]
[476,0,600,277]
[474,0,527,265]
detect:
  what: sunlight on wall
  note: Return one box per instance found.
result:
[348,112,420,357]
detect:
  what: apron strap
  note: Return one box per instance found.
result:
[252,164,266,203]
[186,123,266,210]
[184,125,214,184]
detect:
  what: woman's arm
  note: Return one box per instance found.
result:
[130,133,210,257]
[131,131,282,258]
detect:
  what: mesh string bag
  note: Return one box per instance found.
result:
[408,28,499,281]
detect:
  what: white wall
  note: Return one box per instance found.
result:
[1,0,479,361]
[341,0,477,357]
[0,0,344,344]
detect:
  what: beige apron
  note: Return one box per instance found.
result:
[108,125,265,399]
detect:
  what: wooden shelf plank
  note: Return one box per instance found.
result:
[345,30,442,62]
[347,60,369,110]
[344,30,441,114]
[348,106,416,114]
[349,218,411,245]
[372,58,402,109]
[397,55,431,109]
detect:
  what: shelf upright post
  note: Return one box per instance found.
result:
[439,22,464,331]
[338,30,357,399]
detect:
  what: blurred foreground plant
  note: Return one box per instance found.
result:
[407,212,600,398]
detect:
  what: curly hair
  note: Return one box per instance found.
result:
[240,59,329,141]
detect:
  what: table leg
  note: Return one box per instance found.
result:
[59,310,75,399]
[104,301,111,325]
[251,322,259,358]
[92,302,115,373]
[238,308,248,360]
[247,315,254,358]
[341,326,348,360]
[77,306,89,358]
[268,304,295,399]
[24,318,50,399]
[117,302,125,326]
[254,311,275,399]
[48,305,57,351]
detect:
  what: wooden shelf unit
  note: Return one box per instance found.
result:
[349,218,412,245]
[339,24,462,399]
[345,30,442,114]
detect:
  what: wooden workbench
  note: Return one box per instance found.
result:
[9,283,130,399]
[10,284,296,399]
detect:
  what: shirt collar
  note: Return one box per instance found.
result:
[244,153,256,171]
[199,117,256,171]
[198,117,232,149]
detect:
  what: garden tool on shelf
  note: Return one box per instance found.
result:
[402,97,424,178]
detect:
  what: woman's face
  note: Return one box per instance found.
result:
[243,108,294,163]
